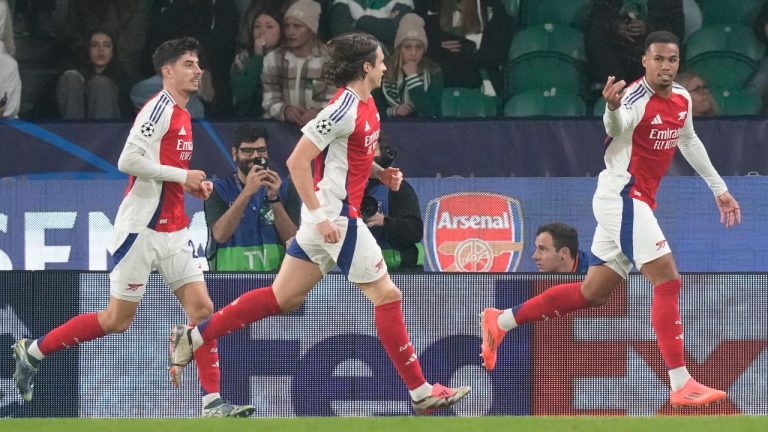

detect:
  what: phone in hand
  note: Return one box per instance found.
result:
[253,156,268,168]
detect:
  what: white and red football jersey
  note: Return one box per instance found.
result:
[302,87,381,219]
[114,90,192,232]
[599,77,698,210]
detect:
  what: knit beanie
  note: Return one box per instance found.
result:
[394,13,428,49]
[285,0,321,35]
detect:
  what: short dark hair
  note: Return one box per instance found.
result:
[536,223,579,259]
[644,31,679,52]
[322,33,380,87]
[232,123,268,148]
[152,37,201,75]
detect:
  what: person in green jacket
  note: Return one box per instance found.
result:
[375,13,443,118]
[230,6,283,117]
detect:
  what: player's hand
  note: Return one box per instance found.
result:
[262,169,283,199]
[185,170,207,191]
[377,167,403,191]
[602,76,626,111]
[316,219,341,243]
[190,180,213,200]
[365,212,385,228]
[715,191,741,228]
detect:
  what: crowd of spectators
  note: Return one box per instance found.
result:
[1,0,767,120]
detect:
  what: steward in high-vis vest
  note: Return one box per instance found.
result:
[204,123,300,271]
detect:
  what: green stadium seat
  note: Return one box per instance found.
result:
[702,0,763,26]
[520,0,592,30]
[506,56,587,96]
[688,55,759,89]
[503,89,587,117]
[710,88,762,115]
[508,24,586,62]
[592,98,606,117]
[441,88,500,117]
[685,24,765,63]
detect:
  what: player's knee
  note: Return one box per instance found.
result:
[581,284,613,307]
[188,300,214,323]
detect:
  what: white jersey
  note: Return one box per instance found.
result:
[301,87,381,219]
[114,90,192,232]
[599,77,726,210]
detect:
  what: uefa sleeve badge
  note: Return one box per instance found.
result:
[315,118,333,135]
[140,121,155,138]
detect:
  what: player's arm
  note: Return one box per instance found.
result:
[602,76,640,137]
[678,100,741,227]
[371,161,403,191]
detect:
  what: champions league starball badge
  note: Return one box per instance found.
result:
[315,119,333,135]
[140,121,155,138]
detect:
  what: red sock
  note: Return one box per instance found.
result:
[513,282,590,326]
[37,313,106,355]
[374,300,427,390]
[651,279,685,369]
[198,287,281,342]
[194,339,221,395]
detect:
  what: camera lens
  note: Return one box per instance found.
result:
[360,195,379,219]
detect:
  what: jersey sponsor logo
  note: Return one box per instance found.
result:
[651,114,663,125]
[424,192,524,272]
[649,127,680,150]
[140,121,155,138]
[315,118,334,135]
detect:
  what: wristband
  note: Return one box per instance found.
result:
[267,195,281,203]
[310,208,328,223]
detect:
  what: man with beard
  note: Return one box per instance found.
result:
[204,123,300,271]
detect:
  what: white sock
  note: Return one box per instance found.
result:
[202,392,221,407]
[27,339,45,361]
[409,382,433,401]
[190,326,204,351]
[497,309,518,331]
[668,366,691,391]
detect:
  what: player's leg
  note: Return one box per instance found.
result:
[640,252,727,406]
[350,222,470,414]
[12,229,150,402]
[480,220,628,371]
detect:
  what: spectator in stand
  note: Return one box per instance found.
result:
[262,0,336,127]
[328,0,414,46]
[676,71,718,117]
[374,13,442,118]
[231,6,284,117]
[65,0,149,84]
[56,29,132,119]
[419,0,514,93]
[0,40,21,118]
[586,0,684,85]
[532,223,589,274]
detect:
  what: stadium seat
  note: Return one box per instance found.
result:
[710,88,762,115]
[685,24,765,63]
[519,0,592,30]
[592,98,606,117]
[685,24,765,88]
[701,0,763,26]
[441,88,500,117]
[508,24,586,63]
[503,89,587,117]
[506,56,587,97]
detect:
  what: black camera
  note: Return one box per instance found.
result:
[375,143,398,169]
[253,156,268,168]
[359,195,380,219]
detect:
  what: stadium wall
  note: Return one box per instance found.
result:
[1,177,766,272]
[1,117,767,179]
[0,272,765,417]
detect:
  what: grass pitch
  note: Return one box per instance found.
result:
[1,416,766,432]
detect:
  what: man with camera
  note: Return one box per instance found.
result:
[363,137,424,271]
[204,123,300,271]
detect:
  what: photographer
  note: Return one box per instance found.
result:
[363,137,424,271]
[204,123,300,271]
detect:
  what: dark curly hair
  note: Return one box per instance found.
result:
[152,37,201,75]
[322,33,380,87]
